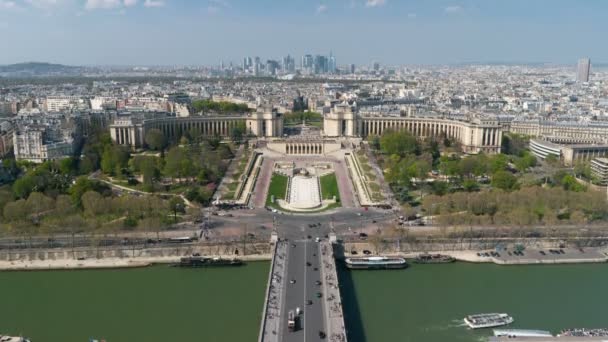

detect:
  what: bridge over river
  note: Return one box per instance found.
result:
[258,234,347,342]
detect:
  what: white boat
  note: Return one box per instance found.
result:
[464,313,513,329]
[493,329,552,337]
[0,336,30,342]
[345,256,408,269]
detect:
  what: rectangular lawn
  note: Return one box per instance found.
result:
[266,173,288,206]
[320,173,340,201]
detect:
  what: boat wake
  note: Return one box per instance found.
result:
[421,320,467,332]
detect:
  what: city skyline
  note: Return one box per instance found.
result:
[0,0,607,66]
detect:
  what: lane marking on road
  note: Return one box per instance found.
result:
[303,241,307,342]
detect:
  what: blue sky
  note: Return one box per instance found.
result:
[0,0,606,66]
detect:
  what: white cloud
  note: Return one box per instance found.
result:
[143,0,164,7]
[407,12,416,18]
[0,0,18,10]
[25,0,60,8]
[444,5,462,13]
[85,0,121,10]
[316,4,327,13]
[207,5,218,13]
[209,0,229,7]
[124,0,137,7]
[365,0,385,7]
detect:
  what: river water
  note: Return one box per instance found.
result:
[2,261,608,342]
[0,262,268,342]
[340,262,608,342]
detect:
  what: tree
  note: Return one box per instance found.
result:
[101,145,130,175]
[230,122,246,142]
[145,128,167,151]
[462,179,480,192]
[380,130,419,156]
[491,171,518,191]
[561,174,585,192]
[168,197,185,222]
[81,191,110,217]
[545,154,559,166]
[141,158,160,191]
[69,177,110,207]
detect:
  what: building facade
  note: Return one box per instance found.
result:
[110,103,502,154]
[577,57,591,82]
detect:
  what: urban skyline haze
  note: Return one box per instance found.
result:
[0,0,606,66]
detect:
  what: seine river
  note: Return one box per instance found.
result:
[0,262,269,342]
[2,261,608,342]
[340,262,608,342]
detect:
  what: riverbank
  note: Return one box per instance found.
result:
[0,254,272,271]
[344,244,608,265]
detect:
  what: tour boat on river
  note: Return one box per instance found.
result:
[345,256,408,269]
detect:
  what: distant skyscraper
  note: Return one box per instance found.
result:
[301,54,313,71]
[282,55,295,73]
[577,57,591,82]
[314,55,328,74]
[328,51,336,73]
[350,64,356,74]
[372,61,380,72]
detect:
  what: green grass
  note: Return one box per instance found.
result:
[320,173,340,201]
[369,182,381,192]
[266,173,289,206]
[226,182,238,191]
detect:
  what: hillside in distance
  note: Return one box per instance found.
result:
[0,62,87,77]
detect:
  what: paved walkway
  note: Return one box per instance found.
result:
[333,159,356,208]
[252,157,275,208]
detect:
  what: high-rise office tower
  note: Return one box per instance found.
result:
[301,54,313,70]
[282,55,295,73]
[577,57,591,82]
[350,64,356,74]
[372,61,380,72]
[314,55,328,74]
[328,51,336,73]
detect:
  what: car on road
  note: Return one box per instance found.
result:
[315,280,322,285]
[363,250,372,255]
[306,262,312,266]
[306,300,313,305]
[316,292,323,298]
[290,279,296,284]
[319,331,326,339]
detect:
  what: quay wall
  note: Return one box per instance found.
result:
[0,243,272,271]
[258,241,278,342]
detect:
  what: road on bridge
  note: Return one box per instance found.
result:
[281,239,327,342]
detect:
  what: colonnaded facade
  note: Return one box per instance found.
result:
[323,104,502,154]
[110,104,502,154]
[510,119,608,144]
[110,102,503,154]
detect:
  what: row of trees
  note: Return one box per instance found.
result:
[0,182,183,238]
[421,186,606,226]
[191,100,250,114]
[283,111,323,125]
